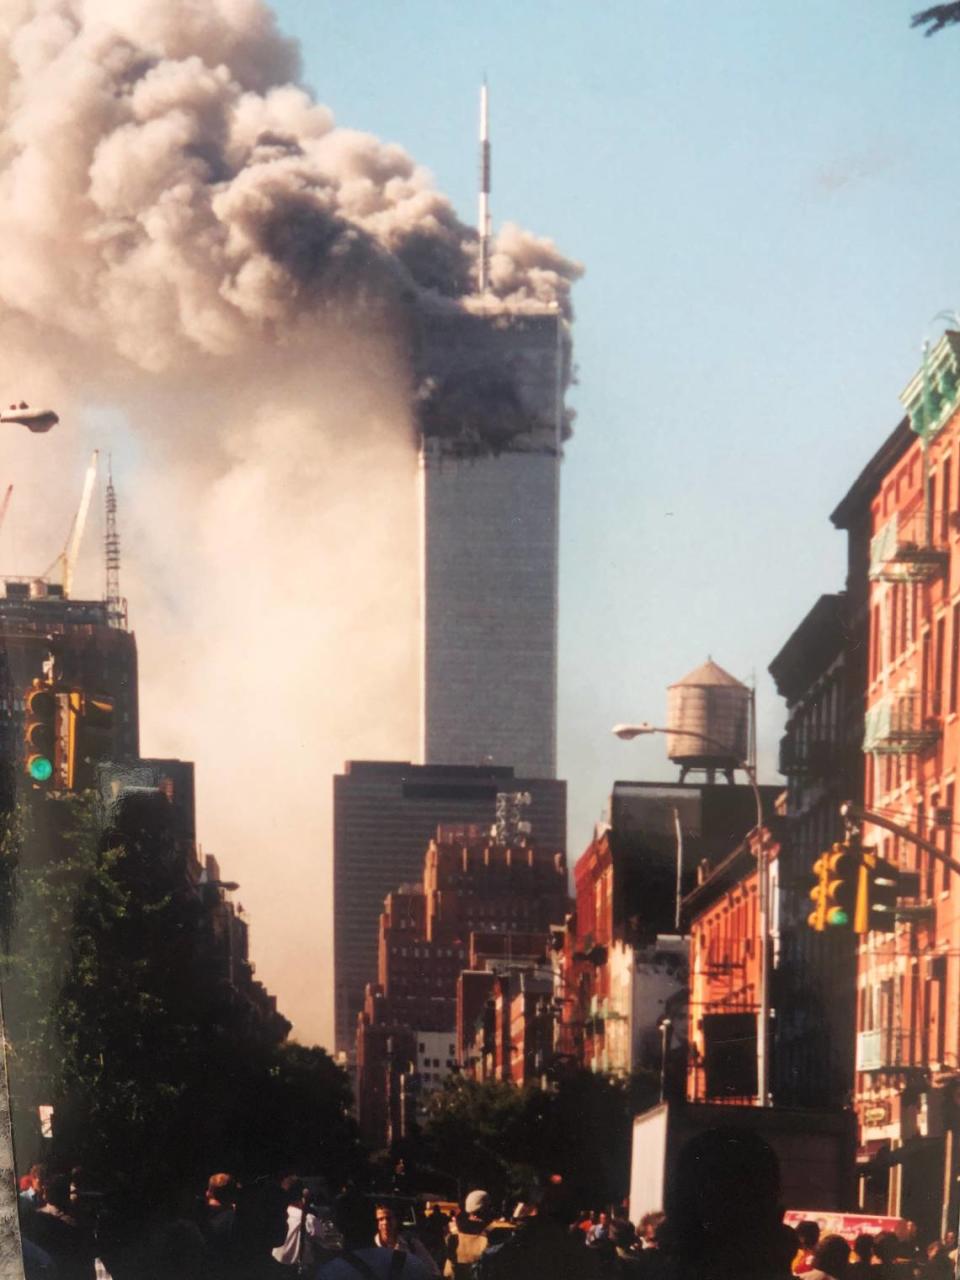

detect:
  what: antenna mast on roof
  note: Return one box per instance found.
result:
[104,456,127,630]
[478,79,491,292]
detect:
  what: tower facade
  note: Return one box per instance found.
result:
[417,309,566,779]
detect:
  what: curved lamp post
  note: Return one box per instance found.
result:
[612,722,763,832]
[1,403,58,433]
[611,720,771,1107]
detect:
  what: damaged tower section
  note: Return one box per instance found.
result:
[417,307,571,780]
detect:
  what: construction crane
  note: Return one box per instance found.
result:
[43,451,98,596]
[0,485,12,541]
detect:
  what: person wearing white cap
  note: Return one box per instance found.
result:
[445,1191,493,1280]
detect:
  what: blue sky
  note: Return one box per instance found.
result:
[271,0,960,851]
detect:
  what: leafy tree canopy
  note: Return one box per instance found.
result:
[0,791,361,1215]
[912,4,960,34]
[418,1067,660,1208]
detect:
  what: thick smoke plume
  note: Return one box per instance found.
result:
[0,0,580,370]
[0,0,580,1045]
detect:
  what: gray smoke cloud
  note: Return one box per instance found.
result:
[0,0,581,1046]
[0,0,581,373]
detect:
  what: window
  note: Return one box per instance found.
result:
[900,584,909,653]
[871,605,881,679]
[952,603,960,715]
[943,783,955,897]
[944,459,953,543]
[936,616,947,713]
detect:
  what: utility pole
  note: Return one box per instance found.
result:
[0,394,58,1280]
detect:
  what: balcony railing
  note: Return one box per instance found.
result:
[857,1028,917,1072]
[863,691,941,755]
[869,512,948,582]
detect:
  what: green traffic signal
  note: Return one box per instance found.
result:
[23,679,58,787]
[27,756,53,783]
[808,843,868,932]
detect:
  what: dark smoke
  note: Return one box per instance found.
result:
[0,0,582,1043]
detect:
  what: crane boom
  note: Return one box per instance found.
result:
[0,485,12,538]
[63,451,98,597]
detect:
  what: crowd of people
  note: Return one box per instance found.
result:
[13,1130,960,1280]
[790,1219,957,1280]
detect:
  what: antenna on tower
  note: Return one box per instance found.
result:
[478,79,491,292]
[104,456,127,630]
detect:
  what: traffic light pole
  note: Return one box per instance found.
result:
[840,801,960,879]
[0,401,58,1279]
[844,799,960,1280]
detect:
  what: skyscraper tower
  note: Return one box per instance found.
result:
[415,84,570,779]
[416,307,567,780]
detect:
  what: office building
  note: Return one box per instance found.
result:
[417,309,568,779]
[357,828,568,1140]
[332,760,566,1059]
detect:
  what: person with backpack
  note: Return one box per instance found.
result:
[445,1192,494,1280]
[316,1203,433,1280]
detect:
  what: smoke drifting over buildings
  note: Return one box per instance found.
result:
[0,0,580,1042]
[0,0,580,372]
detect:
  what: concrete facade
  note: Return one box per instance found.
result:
[417,311,566,780]
[420,447,560,778]
[605,936,689,1079]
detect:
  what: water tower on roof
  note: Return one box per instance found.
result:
[666,659,752,784]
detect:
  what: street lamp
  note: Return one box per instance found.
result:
[0,403,58,433]
[612,722,763,832]
[612,720,771,1107]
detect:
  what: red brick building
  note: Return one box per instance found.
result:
[682,831,777,1104]
[560,779,776,1080]
[850,333,960,1236]
[356,827,569,1145]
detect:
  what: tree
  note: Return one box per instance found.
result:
[419,1068,661,1207]
[0,790,361,1211]
[420,1076,537,1199]
[912,4,960,34]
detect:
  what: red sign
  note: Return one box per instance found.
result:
[783,1210,914,1244]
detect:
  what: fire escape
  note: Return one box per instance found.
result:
[865,495,947,757]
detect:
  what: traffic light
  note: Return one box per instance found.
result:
[71,694,114,791]
[863,851,899,933]
[808,852,831,931]
[808,843,865,931]
[23,679,56,785]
